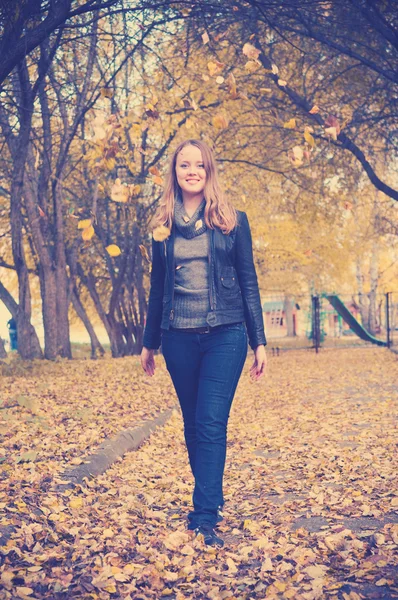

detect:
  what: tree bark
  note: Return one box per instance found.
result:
[283,294,296,337]
[71,288,105,359]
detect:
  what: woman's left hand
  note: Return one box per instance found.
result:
[249,345,267,381]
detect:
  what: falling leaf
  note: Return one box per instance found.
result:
[202,31,209,44]
[78,219,92,230]
[195,219,203,230]
[283,118,296,129]
[182,215,190,223]
[106,244,122,257]
[153,225,171,242]
[309,105,320,114]
[82,225,95,241]
[271,64,279,74]
[216,75,224,84]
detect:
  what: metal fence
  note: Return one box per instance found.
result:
[262,292,398,353]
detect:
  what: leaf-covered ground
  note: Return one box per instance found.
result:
[1,347,398,599]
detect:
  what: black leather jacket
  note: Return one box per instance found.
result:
[142,210,267,350]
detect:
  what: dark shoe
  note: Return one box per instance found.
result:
[193,523,224,547]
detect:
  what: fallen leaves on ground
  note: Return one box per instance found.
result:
[1,347,398,599]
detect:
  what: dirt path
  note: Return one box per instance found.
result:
[1,347,397,599]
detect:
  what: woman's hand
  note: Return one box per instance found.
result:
[249,345,267,381]
[141,347,156,377]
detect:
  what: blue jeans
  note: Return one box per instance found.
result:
[161,322,248,528]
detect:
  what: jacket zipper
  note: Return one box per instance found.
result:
[208,229,215,310]
[165,234,176,321]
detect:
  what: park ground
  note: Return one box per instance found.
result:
[0,346,397,599]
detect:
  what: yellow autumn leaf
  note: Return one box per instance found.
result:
[304,129,316,147]
[78,219,92,229]
[153,175,164,186]
[212,114,229,129]
[130,184,141,196]
[16,588,34,596]
[105,158,116,170]
[283,118,296,129]
[202,31,209,44]
[152,225,171,242]
[304,564,328,578]
[69,497,84,509]
[106,244,121,257]
[278,79,287,86]
[103,528,115,539]
[271,63,279,74]
[207,60,224,76]
[82,225,95,241]
[226,557,238,573]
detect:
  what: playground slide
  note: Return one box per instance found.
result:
[326,295,387,347]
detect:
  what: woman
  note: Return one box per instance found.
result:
[141,139,267,548]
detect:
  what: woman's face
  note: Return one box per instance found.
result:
[175,145,206,197]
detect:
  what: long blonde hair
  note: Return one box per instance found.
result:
[150,139,237,235]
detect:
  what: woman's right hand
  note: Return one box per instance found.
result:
[141,347,156,376]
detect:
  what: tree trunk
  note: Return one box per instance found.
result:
[368,238,379,335]
[71,288,105,359]
[77,264,123,357]
[283,294,296,337]
[0,336,7,358]
[356,256,369,330]
[53,179,72,358]
[0,280,42,358]
[7,88,42,359]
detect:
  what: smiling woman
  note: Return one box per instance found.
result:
[141,138,267,548]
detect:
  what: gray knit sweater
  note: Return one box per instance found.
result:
[172,195,211,328]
